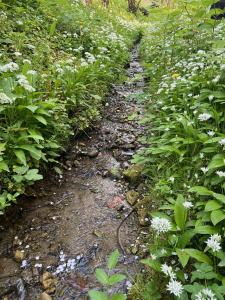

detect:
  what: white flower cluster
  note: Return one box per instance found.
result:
[198,113,211,122]
[183,201,193,209]
[0,62,19,73]
[0,92,13,104]
[216,171,225,178]
[206,234,222,252]
[195,288,217,300]
[161,264,183,297]
[151,217,172,234]
[16,74,35,92]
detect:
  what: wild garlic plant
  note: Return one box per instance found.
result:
[134,1,225,299]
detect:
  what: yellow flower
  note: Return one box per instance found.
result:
[172,73,180,79]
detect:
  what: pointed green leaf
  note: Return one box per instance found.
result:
[95,269,108,285]
[108,250,120,270]
[211,210,225,225]
[108,274,126,286]
[176,249,190,267]
[174,194,187,230]
[184,249,212,265]
[14,149,27,166]
[205,200,222,211]
[88,290,108,300]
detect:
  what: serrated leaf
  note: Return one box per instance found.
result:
[95,269,108,285]
[14,149,27,166]
[24,169,43,181]
[88,290,108,300]
[108,250,120,270]
[108,274,126,285]
[0,161,9,172]
[111,294,127,300]
[140,258,161,272]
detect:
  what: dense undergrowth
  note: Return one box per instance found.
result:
[131,1,225,299]
[0,0,140,212]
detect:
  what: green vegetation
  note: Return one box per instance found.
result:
[0,0,139,212]
[132,0,225,299]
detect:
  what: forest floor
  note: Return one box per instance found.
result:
[0,45,147,300]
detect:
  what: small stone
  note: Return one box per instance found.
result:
[126,190,139,206]
[123,164,144,183]
[109,167,122,179]
[14,250,25,262]
[41,272,57,294]
[107,196,123,209]
[92,229,103,237]
[38,292,52,300]
[73,160,81,167]
[87,149,99,158]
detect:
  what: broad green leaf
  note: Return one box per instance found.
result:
[176,249,190,267]
[88,290,108,300]
[174,194,187,230]
[0,143,6,154]
[211,210,225,225]
[0,161,9,172]
[177,230,195,248]
[24,169,43,181]
[189,186,213,196]
[194,225,218,235]
[95,269,108,285]
[18,145,42,160]
[184,249,212,265]
[140,258,161,272]
[28,129,44,142]
[34,115,47,125]
[108,274,126,285]
[213,193,225,204]
[14,149,27,166]
[25,105,39,113]
[108,250,120,270]
[208,154,225,170]
[205,200,222,211]
[111,294,127,300]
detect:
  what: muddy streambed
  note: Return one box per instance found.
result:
[0,45,149,300]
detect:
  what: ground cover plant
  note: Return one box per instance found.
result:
[0,0,140,213]
[131,0,225,299]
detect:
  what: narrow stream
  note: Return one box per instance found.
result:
[0,44,147,300]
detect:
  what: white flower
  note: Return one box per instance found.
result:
[216,171,225,177]
[150,254,157,260]
[183,201,193,209]
[169,176,175,183]
[200,153,204,159]
[27,70,37,75]
[208,95,214,101]
[0,92,13,104]
[201,167,208,174]
[207,131,215,137]
[161,263,176,279]
[212,75,220,83]
[219,138,225,146]
[167,280,183,297]
[198,113,212,121]
[195,288,217,300]
[206,234,222,252]
[151,217,172,234]
[0,62,19,73]
[23,59,31,65]
[14,51,22,57]
[16,74,35,92]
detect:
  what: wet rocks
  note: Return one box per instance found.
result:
[14,250,25,262]
[41,272,57,294]
[38,292,52,300]
[87,149,99,158]
[108,166,122,180]
[126,190,139,206]
[123,164,144,184]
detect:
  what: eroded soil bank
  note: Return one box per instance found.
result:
[0,45,148,300]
